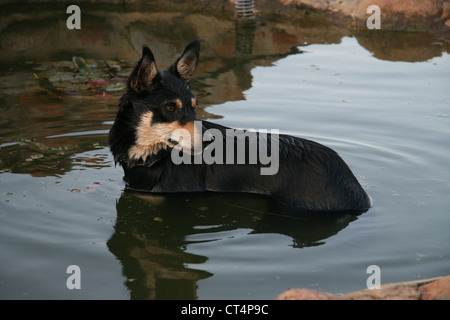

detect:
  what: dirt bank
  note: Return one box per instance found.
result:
[2,0,449,35]
[276,275,450,300]
[271,0,450,32]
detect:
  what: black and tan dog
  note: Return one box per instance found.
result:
[109,39,371,213]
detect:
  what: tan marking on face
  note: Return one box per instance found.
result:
[176,121,203,154]
[175,99,183,108]
[191,98,196,108]
[128,112,203,160]
[128,112,179,161]
[169,120,202,154]
[181,121,195,137]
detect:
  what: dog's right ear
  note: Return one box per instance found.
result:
[128,46,160,94]
[169,39,200,83]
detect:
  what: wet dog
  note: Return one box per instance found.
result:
[109,39,371,213]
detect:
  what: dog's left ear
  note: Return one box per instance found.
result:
[128,45,160,94]
[169,39,200,83]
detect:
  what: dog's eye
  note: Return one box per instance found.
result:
[166,105,176,112]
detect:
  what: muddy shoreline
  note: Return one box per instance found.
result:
[1,0,449,37]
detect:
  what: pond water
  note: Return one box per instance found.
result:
[0,5,449,299]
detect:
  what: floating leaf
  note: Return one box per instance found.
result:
[72,56,89,72]
[33,58,133,96]
[105,82,126,92]
[104,60,121,74]
[88,79,110,86]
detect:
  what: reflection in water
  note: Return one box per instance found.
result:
[235,22,256,55]
[108,191,359,299]
[354,31,448,62]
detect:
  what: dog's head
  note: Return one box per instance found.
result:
[109,39,202,167]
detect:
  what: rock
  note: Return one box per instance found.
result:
[297,0,360,15]
[2,0,448,33]
[274,0,448,32]
[275,289,336,300]
[275,276,450,300]
[338,280,425,300]
[419,276,450,300]
[354,0,444,31]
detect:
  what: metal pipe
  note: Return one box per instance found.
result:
[235,0,255,19]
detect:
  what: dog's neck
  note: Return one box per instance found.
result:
[123,148,168,169]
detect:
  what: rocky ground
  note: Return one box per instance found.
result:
[262,0,450,33]
[2,0,449,38]
[3,0,450,29]
[276,275,450,300]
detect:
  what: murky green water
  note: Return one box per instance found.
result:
[0,5,449,299]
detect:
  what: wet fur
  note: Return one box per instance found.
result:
[109,39,371,213]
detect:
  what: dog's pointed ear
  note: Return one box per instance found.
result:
[128,46,160,93]
[169,39,200,83]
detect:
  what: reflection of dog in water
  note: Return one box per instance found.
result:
[109,39,371,213]
[107,192,358,299]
